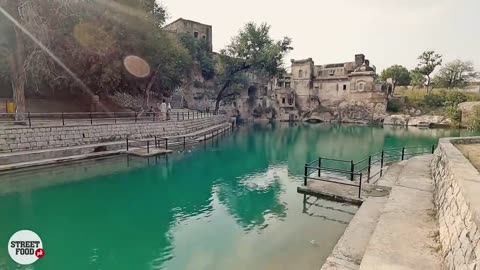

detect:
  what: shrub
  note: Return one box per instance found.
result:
[467,105,480,130]
[445,105,462,127]
[424,93,445,107]
[444,91,468,107]
[387,99,401,112]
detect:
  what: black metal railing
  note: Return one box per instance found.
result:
[0,110,218,128]
[303,144,436,198]
[126,122,234,153]
[126,137,154,154]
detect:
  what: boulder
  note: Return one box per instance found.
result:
[383,114,449,127]
[459,101,480,125]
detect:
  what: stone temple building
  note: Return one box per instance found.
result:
[163,18,213,52]
[270,54,387,121]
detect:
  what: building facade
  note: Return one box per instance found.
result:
[271,54,387,121]
[163,18,213,52]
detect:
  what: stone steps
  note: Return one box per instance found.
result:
[321,196,388,270]
[0,122,231,171]
[320,161,408,270]
[359,155,441,270]
[375,160,407,188]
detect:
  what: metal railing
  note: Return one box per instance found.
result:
[0,111,218,128]
[303,144,436,198]
[126,122,234,153]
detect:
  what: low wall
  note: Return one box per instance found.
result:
[0,116,227,152]
[431,137,480,269]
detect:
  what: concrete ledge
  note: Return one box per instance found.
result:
[321,196,388,270]
[0,150,125,172]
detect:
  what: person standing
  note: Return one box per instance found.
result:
[160,99,167,121]
[166,102,172,120]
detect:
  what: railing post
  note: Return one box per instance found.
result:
[183,136,186,150]
[152,112,155,122]
[177,112,179,121]
[431,144,435,154]
[318,157,322,177]
[90,112,93,125]
[367,155,372,182]
[147,141,150,154]
[188,111,189,119]
[304,164,308,186]
[62,112,65,126]
[165,138,168,150]
[28,112,31,128]
[401,147,405,160]
[204,134,206,145]
[114,112,117,124]
[126,136,129,151]
[350,160,354,181]
[358,173,363,198]
[154,136,157,148]
[380,150,385,177]
[135,112,137,123]
[182,112,184,121]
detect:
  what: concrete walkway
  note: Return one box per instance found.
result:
[359,155,441,270]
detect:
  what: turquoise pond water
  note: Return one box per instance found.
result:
[0,123,478,270]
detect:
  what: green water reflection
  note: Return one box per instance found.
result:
[0,123,477,270]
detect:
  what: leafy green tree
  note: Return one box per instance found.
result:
[380,65,411,95]
[432,60,478,89]
[415,51,442,92]
[178,33,215,80]
[0,0,192,112]
[213,22,292,113]
[410,70,426,90]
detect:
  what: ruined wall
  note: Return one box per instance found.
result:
[431,137,480,270]
[164,19,213,51]
[0,116,228,152]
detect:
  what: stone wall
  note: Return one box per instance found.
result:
[0,116,227,153]
[431,137,480,269]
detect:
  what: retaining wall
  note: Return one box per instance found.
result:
[431,137,480,270]
[0,116,227,152]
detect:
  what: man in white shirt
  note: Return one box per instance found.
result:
[160,100,167,121]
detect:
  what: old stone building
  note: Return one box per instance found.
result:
[272,54,387,121]
[163,18,213,52]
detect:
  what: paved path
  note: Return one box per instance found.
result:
[359,155,441,270]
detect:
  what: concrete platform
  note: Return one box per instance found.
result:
[359,155,441,270]
[127,148,172,157]
[298,178,390,206]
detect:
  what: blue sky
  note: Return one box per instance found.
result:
[162,0,480,72]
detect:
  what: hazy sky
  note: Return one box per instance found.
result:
[162,0,480,72]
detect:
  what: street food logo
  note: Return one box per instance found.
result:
[8,230,44,265]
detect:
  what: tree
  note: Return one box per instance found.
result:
[0,0,29,121]
[415,50,442,92]
[410,70,426,90]
[432,60,478,89]
[213,22,292,113]
[380,65,411,95]
[0,0,192,114]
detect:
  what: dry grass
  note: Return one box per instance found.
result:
[455,143,480,172]
[395,87,480,102]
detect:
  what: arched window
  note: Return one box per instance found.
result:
[298,69,304,78]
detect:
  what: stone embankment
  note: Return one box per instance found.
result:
[0,115,227,153]
[303,111,451,127]
[431,137,480,269]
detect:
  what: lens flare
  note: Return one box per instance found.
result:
[123,55,151,78]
